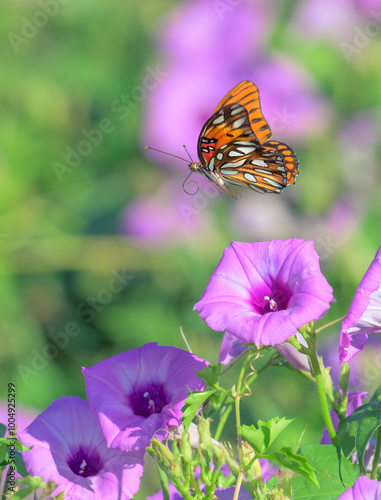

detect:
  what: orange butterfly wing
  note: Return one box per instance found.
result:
[213,81,272,144]
[194,82,299,197]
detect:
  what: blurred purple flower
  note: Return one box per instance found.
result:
[321,391,368,445]
[143,0,327,173]
[339,246,381,364]
[0,403,38,493]
[162,0,274,72]
[291,0,357,42]
[83,343,208,452]
[143,70,237,170]
[337,476,381,499]
[219,331,310,372]
[195,239,333,347]
[121,181,210,244]
[19,396,144,500]
[246,57,330,143]
[339,111,379,192]
[353,0,381,16]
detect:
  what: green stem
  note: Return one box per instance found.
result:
[233,470,244,500]
[308,341,340,448]
[155,464,170,500]
[214,400,234,441]
[233,352,253,500]
[315,316,346,334]
[371,427,381,479]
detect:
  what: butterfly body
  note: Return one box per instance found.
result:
[189,81,299,198]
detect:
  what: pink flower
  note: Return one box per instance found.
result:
[83,343,208,451]
[195,239,333,347]
[19,396,144,500]
[337,476,381,499]
[161,0,273,71]
[339,246,381,363]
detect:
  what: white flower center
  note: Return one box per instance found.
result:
[79,459,87,475]
[144,391,156,412]
[264,295,279,312]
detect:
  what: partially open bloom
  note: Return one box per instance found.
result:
[339,246,381,364]
[19,396,144,500]
[338,476,381,499]
[83,343,208,452]
[195,240,333,347]
[219,331,310,372]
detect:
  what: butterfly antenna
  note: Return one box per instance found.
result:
[182,144,194,163]
[182,172,199,195]
[144,146,189,164]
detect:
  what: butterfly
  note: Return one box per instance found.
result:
[186,80,299,198]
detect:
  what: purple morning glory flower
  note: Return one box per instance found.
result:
[83,343,208,452]
[161,0,274,72]
[339,246,381,364]
[19,396,144,500]
[195,239,333,347]
[337,476,381,499]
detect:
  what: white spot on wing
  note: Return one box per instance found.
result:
[255,169,272,175]
[208,157,215,171]
[234,141,257,146]
[244,172,257,183]
[251,159,268,167]
[213,114,225,125]
[228,150,243,157]
[233,117,246,129]
[221,170,239,176]
[231,106,244,116]
[238,146,256,155]
[221,159,246,168]
[265,178,284,188]
[217,153,223,160]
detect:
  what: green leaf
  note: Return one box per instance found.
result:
[337,385,381,470]
[289,444,360,499]
[0,423,6,438]
[196,364,222,387]
[0,442,7,463]
[239,417,294,454]
[14,451,29,477]
[264,446,318,487]
[181,390,216,432]
[9,475,47,499]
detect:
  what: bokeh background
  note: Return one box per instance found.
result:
[1,0,381,497]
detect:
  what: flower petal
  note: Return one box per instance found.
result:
[19,396,144,500]
[83,343,208,452]
[339,246,381,363]
[195,239,333,347]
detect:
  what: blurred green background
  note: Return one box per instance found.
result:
[1,0,381,497]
